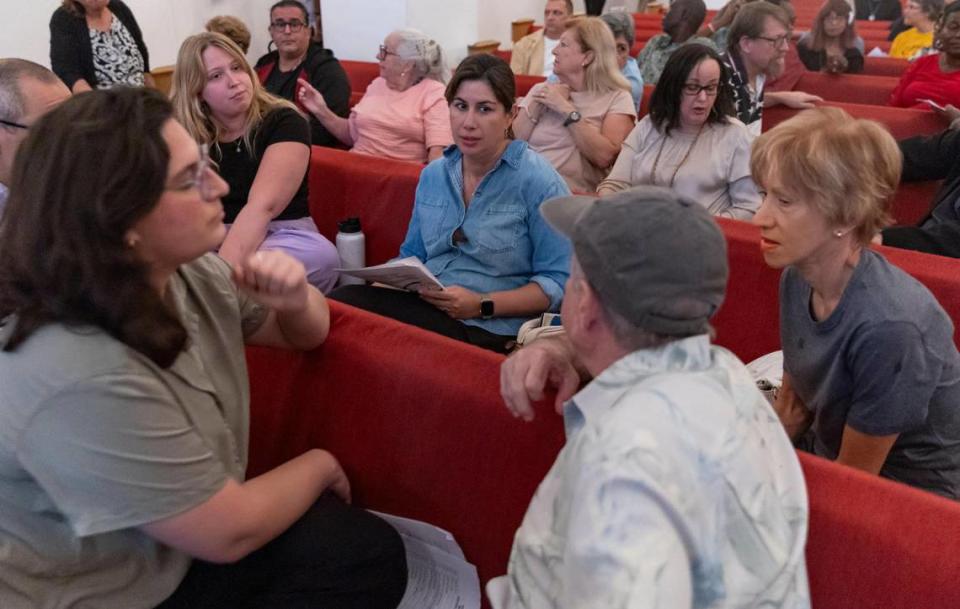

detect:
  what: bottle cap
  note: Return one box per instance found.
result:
[338,217,362,233]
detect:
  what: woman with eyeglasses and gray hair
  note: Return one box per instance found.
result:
[598,43,760,219]
[298,28,454,163]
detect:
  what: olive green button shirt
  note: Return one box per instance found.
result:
[0,254,266,609]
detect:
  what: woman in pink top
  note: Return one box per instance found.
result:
[299,29,453,163]
[890,3,960,108]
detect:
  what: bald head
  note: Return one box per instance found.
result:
[0,59,70,186]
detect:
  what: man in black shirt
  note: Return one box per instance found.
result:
[882,128,960,258]
[254,0,350,149]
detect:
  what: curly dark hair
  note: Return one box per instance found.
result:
[648,43,735,135]
[0,87,188,367]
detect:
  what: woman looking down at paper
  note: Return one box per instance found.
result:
[330,54,572,353]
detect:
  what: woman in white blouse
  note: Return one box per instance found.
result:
[598,43,760,219]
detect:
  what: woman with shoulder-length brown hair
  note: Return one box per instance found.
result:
[0,87,406,608]
[751,107,960,500]
[171,32,339,292]
[49,0,152,92]
[796,0,865,73]
[513,16,636,192]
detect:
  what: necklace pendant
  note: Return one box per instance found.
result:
[235,139,242,153]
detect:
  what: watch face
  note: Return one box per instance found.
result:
[481,298,495,318]
[570,111,581,121]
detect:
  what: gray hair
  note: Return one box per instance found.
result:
[393,29,448,83]
[0,59,60,127]
[601,11,635,48]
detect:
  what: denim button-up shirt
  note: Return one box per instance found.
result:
[399,140,572,336]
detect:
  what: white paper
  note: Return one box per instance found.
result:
[867,46,888,57]
[337,257,444,292]
[370,510,481,609]
[747,350,784,404]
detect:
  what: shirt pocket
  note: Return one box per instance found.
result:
[416,197,450,249]
[474,204,525,254]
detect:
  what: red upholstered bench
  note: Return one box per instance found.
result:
[340,59,380,94]
[308,146,422,265]
[863,56,910,77]
[245,294,960,609]
[792,72,900,106]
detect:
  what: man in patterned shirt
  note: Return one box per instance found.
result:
[491,186,810,609]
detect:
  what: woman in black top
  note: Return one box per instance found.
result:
[797,0,865,74]
[49,0,151,92]
[171,32,339,293]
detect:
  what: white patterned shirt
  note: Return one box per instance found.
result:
[488,335,810,609]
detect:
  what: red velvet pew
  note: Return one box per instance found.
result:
[862,56,910,77]
[792,72,900,106]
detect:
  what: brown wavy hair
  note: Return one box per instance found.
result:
[808,0,859,51]
[0,87,188,366]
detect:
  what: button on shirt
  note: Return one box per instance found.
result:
[398,140,572,336]
[488,335,811,609]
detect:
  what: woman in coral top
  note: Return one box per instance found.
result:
[299,29,453,163]
[890,2,960,108]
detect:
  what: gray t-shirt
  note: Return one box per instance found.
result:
[0,254,266,608]
[781,249,960,499]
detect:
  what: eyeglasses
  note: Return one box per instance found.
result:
[167,144,216,199]
[753,34,790,48]
[270,19,306,32]
[682,82,720,96]
[377,45,399,61]
[0,118,28,130]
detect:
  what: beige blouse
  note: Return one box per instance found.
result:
[519,83,636,193]
[599,115,761,220]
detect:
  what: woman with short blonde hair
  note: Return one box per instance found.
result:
[514,16,636,192]
[171,33,339,291]
[752,107,960,500]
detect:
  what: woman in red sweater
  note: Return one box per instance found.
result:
[890,2,960,108]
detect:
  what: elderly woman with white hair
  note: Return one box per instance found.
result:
[299,28,453,162]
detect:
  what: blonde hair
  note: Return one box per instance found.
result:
[205,15,252,54]
[751,107,902,244]
[565,17,631,94]
[170,32,298,153]
[393,29,448,83]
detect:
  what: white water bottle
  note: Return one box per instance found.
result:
[336,217,365,286]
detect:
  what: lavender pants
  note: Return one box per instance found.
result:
[226,217,340,294]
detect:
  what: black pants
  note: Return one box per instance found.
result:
[329,285,516,354]
[155,494,407,609]
[585,0,606,15]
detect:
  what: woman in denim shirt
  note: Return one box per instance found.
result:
[331,55,571,353]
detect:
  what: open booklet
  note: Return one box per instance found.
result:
[338,257,444,292]
[370,510,481,609]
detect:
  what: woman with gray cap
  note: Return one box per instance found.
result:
[752,107,960,500]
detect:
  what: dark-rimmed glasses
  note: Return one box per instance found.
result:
[682,83,720,96]
[0,118,28,130]
[753,34,790,48]
[270,19,306,32]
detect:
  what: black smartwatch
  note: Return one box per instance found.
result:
[562,110,582,127]
[480,295,495,319]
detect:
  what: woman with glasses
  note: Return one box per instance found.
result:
[599,44,760,219]
[890,0,943,59]
[891,2,960,108]
[49,0,152,92]
[298,29,453,163]
[514,17,636,193]
[171,32,339,293]
[796,0,865,74]
[0,87,407,609]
